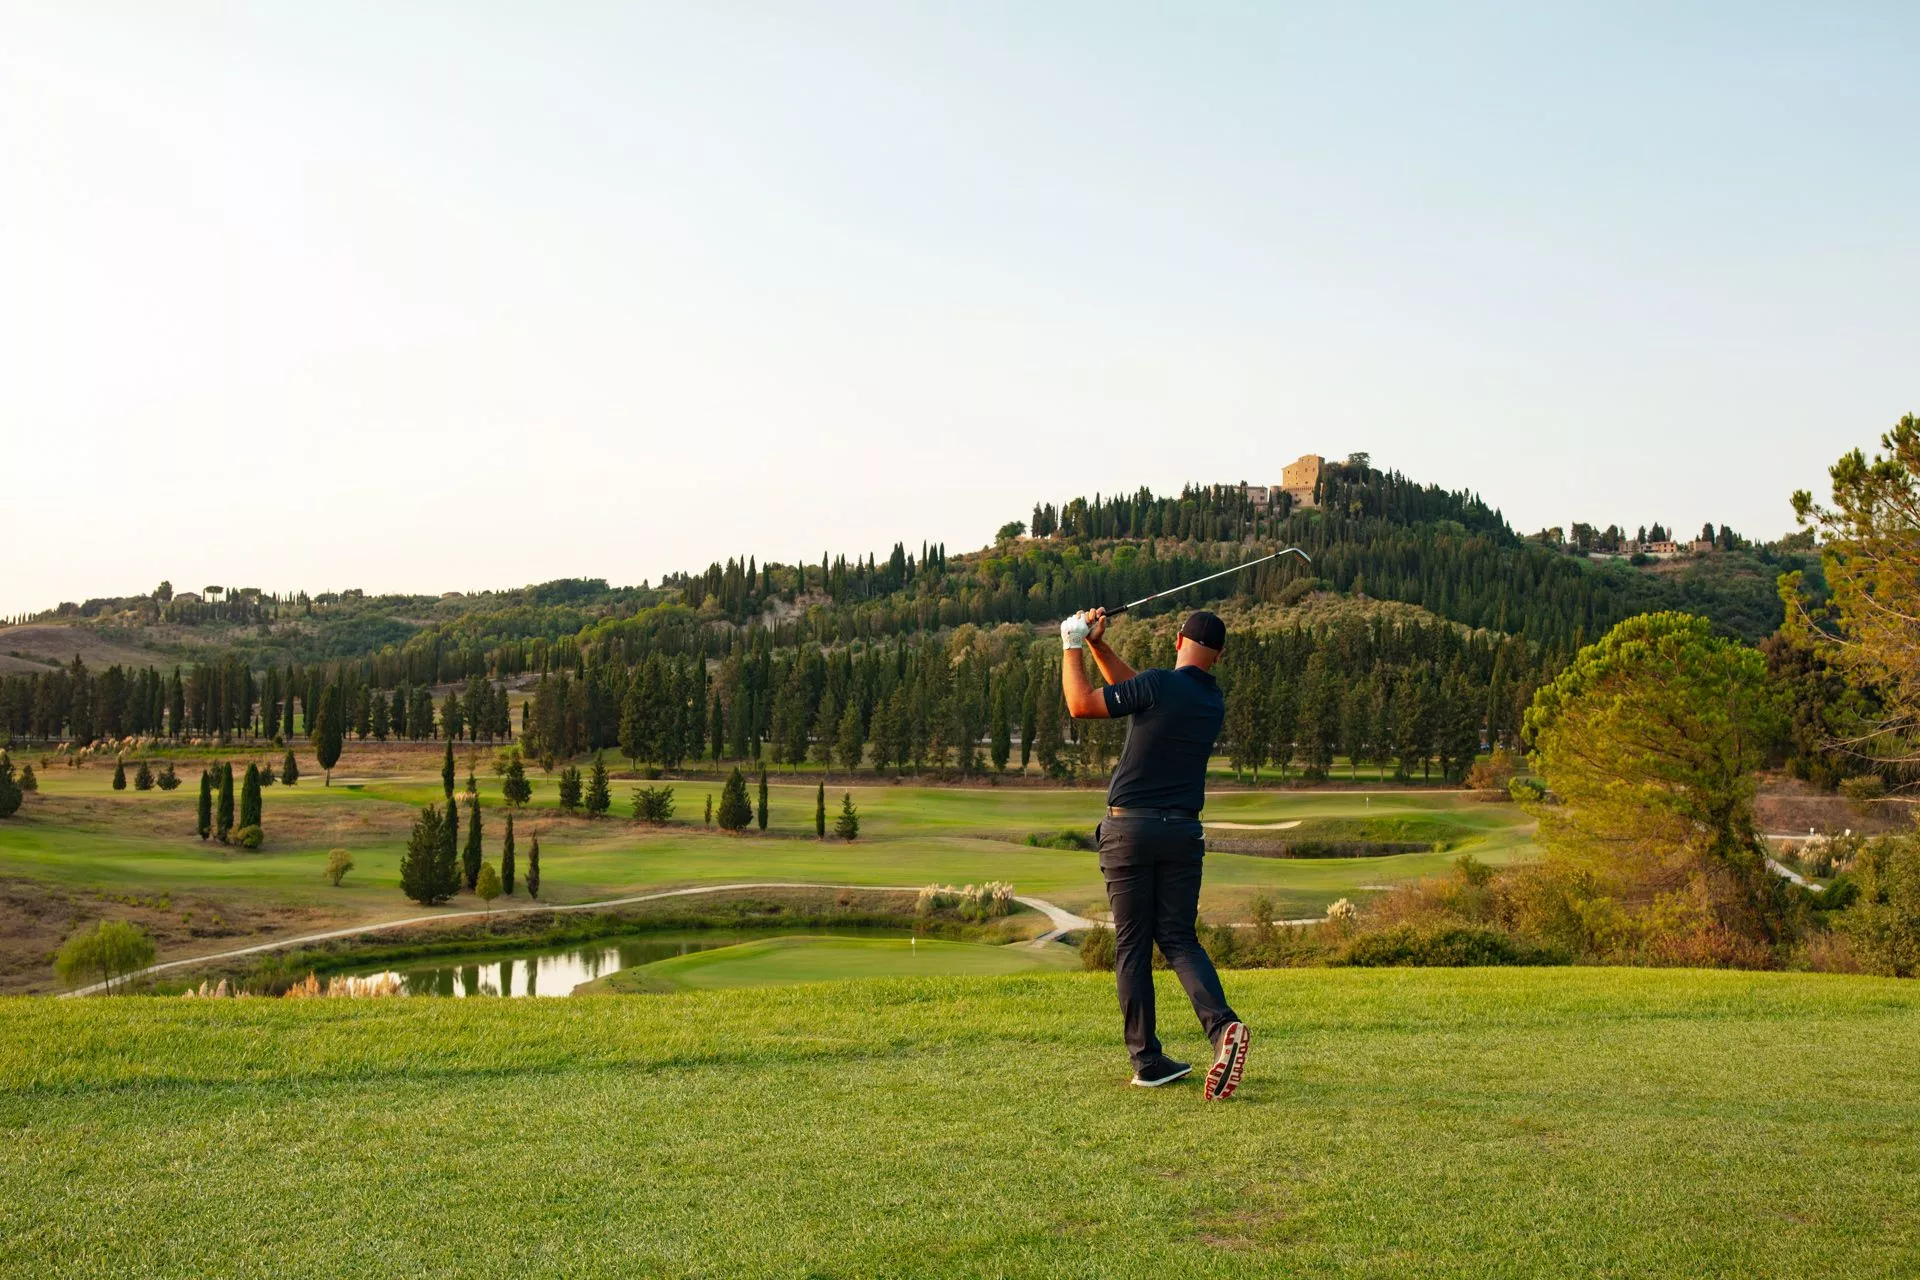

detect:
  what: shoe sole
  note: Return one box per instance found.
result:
[1130,1064,1193,1088]
[1204,1022,1249,1101]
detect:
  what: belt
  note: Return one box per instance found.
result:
[1105,806,1200,821]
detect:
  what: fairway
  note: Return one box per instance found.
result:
[628,935,1078,990]
[3,967,1915,1277]
[1,750,1538,992]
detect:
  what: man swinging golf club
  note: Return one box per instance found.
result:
[1061,605,1249,1100]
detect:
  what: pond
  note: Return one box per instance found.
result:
[350,927,912,997]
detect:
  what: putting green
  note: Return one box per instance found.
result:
[632,936,1079,990]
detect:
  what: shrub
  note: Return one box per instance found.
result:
[1338,924,1568,968]
[1024,829,1095,850]
[235,825,264,850]
[1839,775,1887,804]
[133,761,154,791]
[716,767,752,831]
[154,762,177,791]
[20,763,38,792]
[112,759,127,790]
[1508,776,1547,803]
[1326,897,1357,925]
[1466,748,1519,793]
[1079,926,1117,971]
[1838,836,1920,977]
[0,754,21,818]
[632,785,675,824]
[834,792,860,841]
[324,848,354,887]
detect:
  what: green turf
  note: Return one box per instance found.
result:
[2,967,1916,1277]
[2,769,1536,925]
[626,935,1080,991]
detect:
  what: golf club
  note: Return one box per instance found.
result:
[1061,547,1312,646]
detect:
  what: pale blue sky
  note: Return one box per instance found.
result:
[2,3,1913,614]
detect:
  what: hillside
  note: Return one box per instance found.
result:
[4,968,1915,1277]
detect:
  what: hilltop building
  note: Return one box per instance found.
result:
[1281,454,1323,508]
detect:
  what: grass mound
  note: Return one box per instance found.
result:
[4,968,1918,1276]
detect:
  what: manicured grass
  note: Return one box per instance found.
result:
[3,967,1917,1276]
[625,935,1080,991]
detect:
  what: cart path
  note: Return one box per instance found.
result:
[66,883,1097,995]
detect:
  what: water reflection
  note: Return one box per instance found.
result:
[356,928,905,998]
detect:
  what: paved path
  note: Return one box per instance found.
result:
[67,883,1096,996]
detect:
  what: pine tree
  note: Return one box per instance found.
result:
[757,769,768,831]
[557,765,582,812]
[815,782,826,838]
[463,797,483,891]
[835,791,859,841]
[400,804,454,906]
[526,832,541,898]
[216,762,235,842]
[112,759,127,791]
[281,748,299,786]
[196,769,212,839]
[501,812,516,895]
[716,767,752,831]
[837,701,865,774]
[502,756,532,807]
[441,740,455,799]
[133,760,154,791]
[585,753,611,816]
[240,762,262,829]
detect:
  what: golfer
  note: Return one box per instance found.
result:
[1061,606,1249,1099]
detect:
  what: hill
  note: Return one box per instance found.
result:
[4,967,1915,1277]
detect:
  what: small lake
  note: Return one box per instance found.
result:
[351,928,911,997]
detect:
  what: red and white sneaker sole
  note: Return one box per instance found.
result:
[1204,1022,1249,1101]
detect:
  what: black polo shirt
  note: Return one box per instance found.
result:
[1101,664,1224,813]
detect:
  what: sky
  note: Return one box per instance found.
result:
[2,2,1914,615]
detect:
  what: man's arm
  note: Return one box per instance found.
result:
[1060,608,1134,719]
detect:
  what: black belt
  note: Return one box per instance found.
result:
[1105,806,1200,820]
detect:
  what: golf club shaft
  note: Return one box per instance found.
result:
[1105,546,1311,617]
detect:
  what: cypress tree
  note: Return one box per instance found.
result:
[439,793,461,896]
[240,762,262,829]
[441,740,455,799]
[216,763,235,842]
[525,832,541,898]
[463,797,483,891]
[281,748,299,786]
[814,782,826,838]
[314,688,343,785]
[0,755,21,819]
[757,769,768,831]
[196,769,212,839]
[112,759,127,791]
[501,812,516,895]
[716,767,752,831]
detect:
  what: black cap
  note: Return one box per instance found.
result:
[1179,610,1226,652]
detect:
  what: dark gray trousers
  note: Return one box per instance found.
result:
[1097,815,1239,1069]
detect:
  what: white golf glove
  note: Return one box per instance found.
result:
[1060,613,1090,650]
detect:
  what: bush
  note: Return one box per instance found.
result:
[324,848,354,887]
[1466,748,1519,793]
[133,761,154,791]
[1508,776,1547,803]
[1338,924,1568,968]
[154,762,178,791]
[632,785,675,824]
[20,763,38,792]
[1838,837,1920,977]
[1839,775,1887,803]
[834,792,860,841]
[1079,926,1117,971]
[234,825,264,850]
[716,767,752,831]
[1024,829,1095,850]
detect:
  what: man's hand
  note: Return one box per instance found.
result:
[1086,606,1108,646]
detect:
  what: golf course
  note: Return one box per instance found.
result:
[5,966,1916,1277]
[0,743,1537,993]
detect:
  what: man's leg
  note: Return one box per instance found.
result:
[1150,844,1239,1045]
[1098,820,1163,1070]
